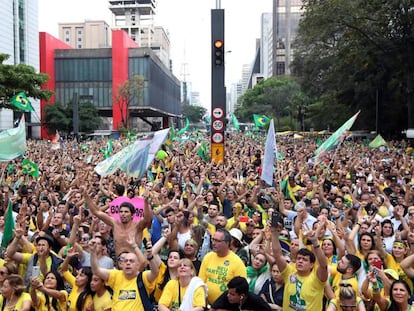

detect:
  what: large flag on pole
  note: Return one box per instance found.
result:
[261,119,276,186]
[95,128,169,178]
[10,92,34,111]
[314,111,360,165]
[0,115,26,161]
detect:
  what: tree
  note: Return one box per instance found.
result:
[115,75,146,129]
[0,54,52,109]
[43,102,101,135]
[292,0,414,135]
[182,104,207,123]
[236,77,307,130]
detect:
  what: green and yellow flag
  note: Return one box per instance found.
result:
[22,159,39,177]
[10,92,34,111]
[369,134,387,148]
[231,113,240,131]
[253,114,270,128]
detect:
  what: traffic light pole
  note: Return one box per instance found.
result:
[211,9,226,165]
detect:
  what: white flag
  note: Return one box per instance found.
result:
[261,119,276,186]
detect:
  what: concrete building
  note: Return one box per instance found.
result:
[58,20,111,49]
[0,0,40,137]
[39,30,180,138]
[108,0,170,69]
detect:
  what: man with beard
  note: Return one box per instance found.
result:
[82,188,152,257]
[326,254,361,299]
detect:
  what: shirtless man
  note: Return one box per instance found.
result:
[81,188,152,257]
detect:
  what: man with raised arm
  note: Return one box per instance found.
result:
[90,240,159,311]
[81,187,152,256]
[271,217,328,310]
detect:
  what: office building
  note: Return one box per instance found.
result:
[0,0,40,136]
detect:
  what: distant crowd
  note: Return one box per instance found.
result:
[0,132,413,311]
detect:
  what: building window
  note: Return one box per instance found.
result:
[78,44,82,48]
[65,30,70,35]
[78,30,82,35]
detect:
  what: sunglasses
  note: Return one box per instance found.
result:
[0,271,8,275]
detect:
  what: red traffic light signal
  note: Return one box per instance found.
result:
[213,40,224,66]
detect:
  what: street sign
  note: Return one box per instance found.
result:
[212,107,224,119]
[212,132,224,143]
[211,143,224,164]
[212,120,224,131]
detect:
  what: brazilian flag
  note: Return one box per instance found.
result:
[22,159,39,178]
[10,92,35,111]
[253,114,270,128]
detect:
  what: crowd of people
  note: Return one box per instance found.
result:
[0,131,413,311]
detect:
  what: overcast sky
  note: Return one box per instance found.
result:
[38,0,272,109]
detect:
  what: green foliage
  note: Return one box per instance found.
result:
[43,101,101,135]
[235,77,308,130]
[182,104,207,123]
[0,54,52,109]
[292,0,414,134]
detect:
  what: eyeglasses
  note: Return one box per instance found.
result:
[211,238,225,243]
[0,271,8,275]
[280,233,290,238]
[81,237,89,241]
[409,213,414,216]
[246,224,255,227]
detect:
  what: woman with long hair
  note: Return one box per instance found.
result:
[372,279,412,311]
[30,270,68,311]
[158,258,207,311]
[0,274,31,311]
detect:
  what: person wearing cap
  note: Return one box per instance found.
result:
[228,228,248,266]
[199,228,247,305]
[6,224,64,287]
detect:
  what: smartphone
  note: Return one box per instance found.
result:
[143,238,148,249]
[372,259,382,270]
[271,210,283,228]
[32,266,41,278]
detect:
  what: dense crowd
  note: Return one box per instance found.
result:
[0,132,413,311]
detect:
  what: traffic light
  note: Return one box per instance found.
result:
[213,39,224,66]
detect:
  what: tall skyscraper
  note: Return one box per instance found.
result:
[0,0,40,135]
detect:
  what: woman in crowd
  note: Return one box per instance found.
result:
[158,258,207,311]
[327,281,365,311]
[30,270,68,311]
[90,274,112,311]
[372,279,412,311]
[151,249,181,303]
[0,274,32,311]
[61,247,93,311]
[182,238,201,274]
[259,262,284,310]
[0,262,18,290]
[246,252,270,294]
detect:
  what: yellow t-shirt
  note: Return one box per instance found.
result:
[0,292,31,311]
[93,290,112,311]
[386,253,413,292]
[158,279,206,310]
[63,271,93,311]
[33,290,68,311]
[106,270,154,311]
[152,261,168,302]
[198,251,247,304]
[281,263,325,311]
[330,272,359,298]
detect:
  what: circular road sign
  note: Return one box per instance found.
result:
[212,107,224,119]
[212,120,224,131]
[212,132,224,143]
